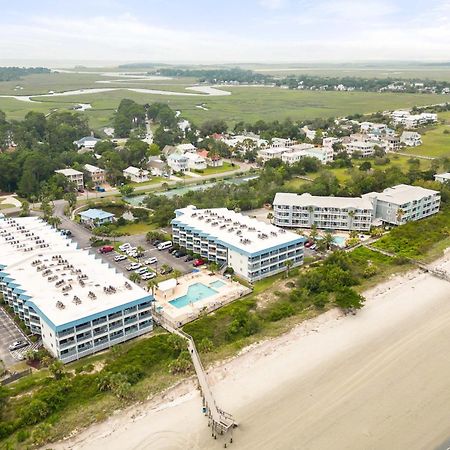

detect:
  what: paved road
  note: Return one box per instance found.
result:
[0,307,30,367]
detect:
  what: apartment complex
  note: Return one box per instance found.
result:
[172,206,304,282]
[55,168,84,190]
[362,184,441,225]
[344,141,375,157]
[273,184,440,230]
[0,217,153,363]
[273,193,374,231]
[434,173,450,184]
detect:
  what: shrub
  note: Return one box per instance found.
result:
[266,302,295,322]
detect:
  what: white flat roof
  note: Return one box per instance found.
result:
[84,164,104,173]
[435,173,450,180]
[0,217,149,328]
[365,184,439,205]
[55,168,83,176]
[172,206,303,254]
[274,192,373,210]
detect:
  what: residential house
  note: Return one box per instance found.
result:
[167,154,189,173]
[123,166,150,183]
[84,164,106,185]
[74,136,101,150]
[197,150,223,167]
[176,143,197,153]
[147,157,171,177]
[257,147,288,162]
[55,169,84,190]
[282,144,333,165]
[344,141,376,157]
[400,131,422,147]
[79,209,115,227]
[434,173,450,184]
[184,152,207,170]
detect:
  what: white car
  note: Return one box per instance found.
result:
[126,263,142,271]
[126,247,137,255]
[119,243,131,251]
[142,272,156,280]
[114,255,127,262]
[135,267,149,275]
[145,257,158,265]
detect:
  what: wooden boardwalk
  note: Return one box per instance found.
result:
[153,311,236,443]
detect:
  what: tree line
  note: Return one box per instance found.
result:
[0,67,50,82]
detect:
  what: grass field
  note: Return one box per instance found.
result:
[194,162,237,175]
[402,111,450,158]
[114,222,158,235]
[1,72,450,130]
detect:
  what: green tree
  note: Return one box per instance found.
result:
[20,200,30,217]
[129,273,141,284]
[48,360,65,380]
[119,185,134,196]
[284,259,293,278]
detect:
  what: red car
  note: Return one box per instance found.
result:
[99,245,114,254]
[193,259,205,267]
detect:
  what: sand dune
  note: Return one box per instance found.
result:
[52,257,450,450]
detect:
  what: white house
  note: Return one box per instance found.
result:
[302,126,316,140]
[176,143,197,153]
[434,173,450,184]
[184,152,207,170]
[79,209,115,227]
[123,166,150,183]
[74,136,101,150]
[197,150,223,167]
[147,157,171,177]
[167,154,189,173]
[400,131,422,147]
[257,147,288,162]
[55,169,84,190]
[282,145,333,165]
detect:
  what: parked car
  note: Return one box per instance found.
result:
[185,255,194,262]
[8,340,28,351]
[145,257,158,265]
[126,263,142,271]
[174,250,186,258]
[153,240,161,247]
[95,186,106,192]
[310,244,317,250]
[142,272,156,280]
[304,241,314,248]
[160,266,173,275]
[114,255,127,262]
[61,229,72,237]
[119,243,131,251]
[135,267,149,275]
[99,245,114,254]
[193,259,205,267]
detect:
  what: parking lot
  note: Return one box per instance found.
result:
[0,307,30,367]
[98,236,193,279]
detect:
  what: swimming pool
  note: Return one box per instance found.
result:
[333,235,347,247]
[169,283,218,309]
[209,280,226,289]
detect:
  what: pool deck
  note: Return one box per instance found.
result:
[154,271,251,327]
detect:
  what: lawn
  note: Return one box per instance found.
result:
[194,162,238,175]
[401,112,450,159]
[0,203,14,210]
[129,176,165,188]
[114,221,158,235]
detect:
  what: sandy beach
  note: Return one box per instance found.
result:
[52,254,450,450]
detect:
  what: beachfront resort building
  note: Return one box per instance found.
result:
[362,184,441,225]
[84,164,106,185]
[171,206,305,282]
[0,216,153,363]
[273,193,374,231]
[400,131,422,147]
[434,173,450,184]
[123,166,150,183]
[273,184,440,230]
[55,168,84,190]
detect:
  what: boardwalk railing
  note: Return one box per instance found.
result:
[153,310,236,441]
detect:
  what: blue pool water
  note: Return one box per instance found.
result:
[333,235,347,247]
[169,283,218,308]
[209,280,226,289]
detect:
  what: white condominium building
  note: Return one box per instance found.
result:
[273,193,374,231]
[283,144,334,165]
[55,168,84,190]
[257,146,288,162]
[0,217,153,363]
[362,184,441,225]
[172,206,304,282]
[344,141,375,157]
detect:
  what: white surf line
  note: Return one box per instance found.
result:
[0,86,232,103]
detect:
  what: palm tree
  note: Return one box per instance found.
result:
[147,279,158,297]
[310,224,318,243]
[323,232,334,250]
[129,273,141,284]
[396,208,405,224]
[348,210,356,231]
[172,269,182,283]
[47,216,62,229]
[136,246,145,261]
[284,259,293,278]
